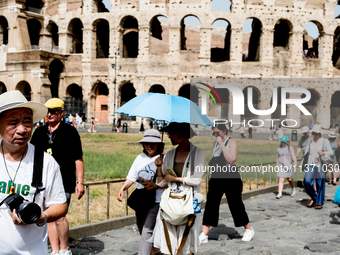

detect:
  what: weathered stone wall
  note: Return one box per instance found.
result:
[0,0,340,128]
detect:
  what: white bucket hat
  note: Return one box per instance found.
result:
[328,132,337,138]
[0,90,47,123]
[139,129,163,144]
[301,126,309,134]
[310,124,322,134]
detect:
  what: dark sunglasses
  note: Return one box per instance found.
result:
[48,108,62,114]
[212,132,220,136]
[312,132,318,136]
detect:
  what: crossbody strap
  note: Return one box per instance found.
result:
[32,148,45,203]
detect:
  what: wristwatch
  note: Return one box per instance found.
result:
[36,212,48,227]
[77,181,85,185]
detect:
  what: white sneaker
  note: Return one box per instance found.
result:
[88,129,91,132]
[93,130,97,133]
[59,249,72,255]
[276,193,282,199]
[242,227,255,242]
[291,188,296,197]
[50,252,59,255]
[199,232,208,244]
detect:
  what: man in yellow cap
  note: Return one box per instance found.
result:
[31,98,85,255]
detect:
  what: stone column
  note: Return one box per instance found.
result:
[289,29,304,77]
[82,26,93,62]
[137,25,149,67]
[319,32,334,78]
[199,27,211,73]
[168,26,180,75]
[229,27,242,77]
[261,27,274,77]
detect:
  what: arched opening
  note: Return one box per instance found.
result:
[180,16,201,51]
[274,19,292,48]
[68,18,83,54]
[149,16,169,54]
[242,18,262,61]
[207,88,229,119]
[0,82,7,94]
[212,0,231,12]
[331,91,340,128]
[49,59,64,98]
[46,21,59,51]
[98,0,110,12]
[178,84,199,105]
[120,83,136,120]
[16,81,31,101]
[0,16,9,45]
[27,19,42,48]
[121,16,139,58]
[94,82,109,123]
[303,21,322,59]
[25,0,44,14]
[300,89,319,127]
[64,84,86,118]
[332,27,340,68]
[94,19,109,58]
[211,19,231,62]
[149,84,165,94]
[243,86,259,123]
[335,1,340,18]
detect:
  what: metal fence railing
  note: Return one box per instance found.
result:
[82,159,303,224]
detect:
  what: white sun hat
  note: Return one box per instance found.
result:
[0,90,47,123]
[139,129,164,144]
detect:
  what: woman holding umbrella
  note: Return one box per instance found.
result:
[152,122,205,255]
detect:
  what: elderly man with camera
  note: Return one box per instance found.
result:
[0,91,67,254]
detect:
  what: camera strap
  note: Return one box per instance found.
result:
[32,148,45,203]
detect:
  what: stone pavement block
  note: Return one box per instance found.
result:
[120,242,140,252]
[304,244,339,253]
[262,210,287,218]
[197,240,223,253]
[266,246,308,255]
[239,251,266,255]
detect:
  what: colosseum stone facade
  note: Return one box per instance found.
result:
[1,0,340,129]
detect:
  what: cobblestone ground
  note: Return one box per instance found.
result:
[68,184,340,255]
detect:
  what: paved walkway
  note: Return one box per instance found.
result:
[67,184,340,255]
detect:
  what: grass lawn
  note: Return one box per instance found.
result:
[67,132,301,227]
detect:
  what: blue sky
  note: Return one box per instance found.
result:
[103,0,340,39]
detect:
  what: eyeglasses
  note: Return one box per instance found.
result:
[48,108,61,115]
[212,132,220,136]
[312,132,318,136]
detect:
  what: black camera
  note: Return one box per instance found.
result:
[0,193,41,224]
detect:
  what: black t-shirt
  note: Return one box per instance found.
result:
[30,122,83,193]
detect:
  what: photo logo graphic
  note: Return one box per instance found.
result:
[195,83,312,116]
[196,82,222,106]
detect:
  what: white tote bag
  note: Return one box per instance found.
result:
[160,187,194,226]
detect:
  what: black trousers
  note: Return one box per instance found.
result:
[202,178,249,227]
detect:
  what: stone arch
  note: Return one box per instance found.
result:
[0,16,9,45]
[93,82,109,123]
[149,84,165,94]
[25,0,44,14]
[46,21,59,50]
[300,89,320,126]
[67,18,83,54]
[120,16,139,58]
[332,27,340,68]
[27,19,42,48]
[180,15,201,51]
[0,82,7,94]
[149,15,169,54]
[16,81,32,101]
[273,19,292,48]
[303,21,324,59]
[212,0,231,12]
[49,59,64,98]
[330,91,340,128]
[93,19,110,58]
[66,83,83,99]
[242,18,262,61]
[178,84,198,105]
[243,86,260,122]
[211,19,231,62]
[120,82,136,120]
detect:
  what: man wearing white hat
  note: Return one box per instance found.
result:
[296,125,311,167]
[0,90,67,254]
[31,98,85,255]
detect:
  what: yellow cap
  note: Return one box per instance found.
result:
[45,98,64,109]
